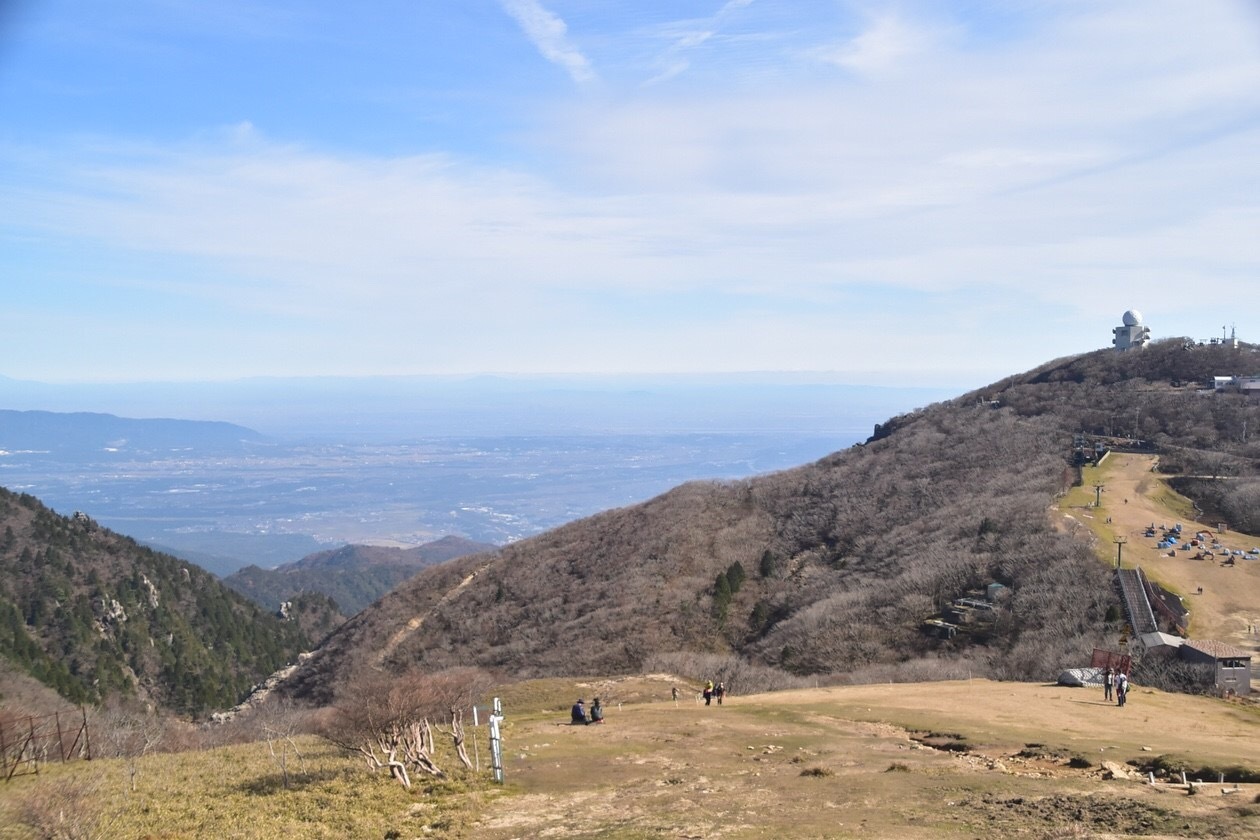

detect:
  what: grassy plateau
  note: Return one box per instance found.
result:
[3,674,1259,839]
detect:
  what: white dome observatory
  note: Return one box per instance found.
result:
[1113,310,1150,351]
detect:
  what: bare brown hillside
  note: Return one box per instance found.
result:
[283,402,1108,705]
[222,535,496,614]
[282,340,1260,707]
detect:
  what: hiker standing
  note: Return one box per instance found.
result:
[1116,672,1128,707]
[715,682,726,705]
[1103,667,1113,701]
[703,680,714,706]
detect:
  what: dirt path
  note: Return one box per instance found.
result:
[376,562,492,664]
[1064,454,1260,652]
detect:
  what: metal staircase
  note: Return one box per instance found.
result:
[1116,567,1158,635]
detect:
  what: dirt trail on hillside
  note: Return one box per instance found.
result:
[1063,454,1260,652]
[376,563,491,665]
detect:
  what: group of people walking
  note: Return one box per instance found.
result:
[572,678,732,725]
[1103,667,1129,706]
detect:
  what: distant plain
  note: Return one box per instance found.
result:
[0,376,955,572]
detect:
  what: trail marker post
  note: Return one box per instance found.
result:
[471,705,483,772]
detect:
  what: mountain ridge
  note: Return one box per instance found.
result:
[0,408,269,458]
[281,339,1260,705]
[222,536,497,615]
[7,339,1260,715]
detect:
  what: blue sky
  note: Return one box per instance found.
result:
[2,1,1259,387]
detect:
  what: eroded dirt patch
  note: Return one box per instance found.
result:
[949,792,1253,838]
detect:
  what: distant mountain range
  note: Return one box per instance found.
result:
[0,372,959,441]
[223,536,497,616]
[0,409,269,459]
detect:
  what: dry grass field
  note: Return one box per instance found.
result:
[3,674,1259,839]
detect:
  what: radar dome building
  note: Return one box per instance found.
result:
[1113,310,1151,351]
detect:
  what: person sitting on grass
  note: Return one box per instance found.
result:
[571,698,588,725]
[590,697,605,724]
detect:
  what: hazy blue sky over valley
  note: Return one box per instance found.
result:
[2,1,1259,386]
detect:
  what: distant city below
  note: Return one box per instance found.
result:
[0,375,957,574]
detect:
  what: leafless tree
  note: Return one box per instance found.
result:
[92,699,167,793]
[418,667,494,770]
[322,666,492,788]
[253,697,311,788]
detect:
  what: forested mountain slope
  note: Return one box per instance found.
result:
[223,536,496,616]
[284,340,1260,704]
[0,488,309,715]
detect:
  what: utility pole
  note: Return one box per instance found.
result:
[1114,535,1127,569]
[1094,484,1105,507]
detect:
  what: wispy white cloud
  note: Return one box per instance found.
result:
[641,0,761,85]
[812,11,944,76]
[3,1,1260,381]
[643,59,691,87]
[499,0,595,84]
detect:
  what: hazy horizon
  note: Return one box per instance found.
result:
[0,370,963,441]
[0,375,950,570]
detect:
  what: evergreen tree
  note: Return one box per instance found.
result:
[712,572,732,622]
[758,550,777,579]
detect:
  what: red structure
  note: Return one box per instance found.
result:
[1090,648,1132,675]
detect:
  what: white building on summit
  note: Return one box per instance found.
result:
[1112,310,1151,351]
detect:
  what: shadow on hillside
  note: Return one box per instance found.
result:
[237,767,348,795]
